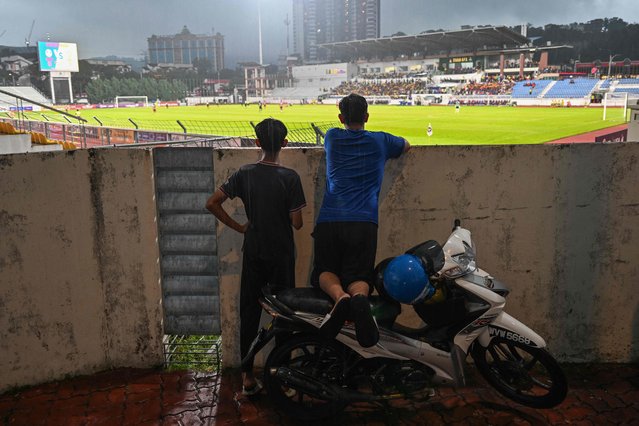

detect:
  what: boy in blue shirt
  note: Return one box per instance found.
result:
[313,94,410,347]
[206,118,306,395]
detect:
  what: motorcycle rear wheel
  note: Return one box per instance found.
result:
[472,337,567,408]
[263,334,350,420]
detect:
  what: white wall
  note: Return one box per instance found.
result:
[292,63,357,89]
[357,58,438,74]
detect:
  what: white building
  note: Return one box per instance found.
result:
[0,55,33,73]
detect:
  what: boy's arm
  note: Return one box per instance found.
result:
[205,189,248,234]
[288,174,306,230]
[289,210,303,230]
[386,134,410,159]
[402,138,411,153]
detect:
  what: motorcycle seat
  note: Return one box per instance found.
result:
[277,288,334,315]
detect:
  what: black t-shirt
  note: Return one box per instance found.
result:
[220,161,306,259]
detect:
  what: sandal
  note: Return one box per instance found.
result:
[351,295,379,348]
[284,387,297,398]
[241,379,263,396]
[319,295,350,339]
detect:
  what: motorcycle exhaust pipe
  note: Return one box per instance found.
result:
[270,367,339,400]
[270,367,401,403]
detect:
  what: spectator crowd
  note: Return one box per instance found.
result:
[331,75,520,99]
[332,79,431,98]
[451,76,517,96]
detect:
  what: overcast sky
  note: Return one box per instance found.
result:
[1,0,638,65]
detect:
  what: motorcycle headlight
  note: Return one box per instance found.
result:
[444,242,476,278]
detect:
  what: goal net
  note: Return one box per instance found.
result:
[603,92,639,121]
[115,96,149,108]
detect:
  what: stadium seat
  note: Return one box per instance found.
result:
[618,78,639,85]
[511,80,553,98]
[0,122,17,134]
[544,78,598,98]
[614,88,639,95]
[30,132,48,144]
[58,141,76,150]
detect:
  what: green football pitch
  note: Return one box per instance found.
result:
[30,104,627,145]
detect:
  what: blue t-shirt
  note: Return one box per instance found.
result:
[317,128,405,224]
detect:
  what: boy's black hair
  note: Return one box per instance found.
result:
[339,93,368,125]
[255,118,288,153]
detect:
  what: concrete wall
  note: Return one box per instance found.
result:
[214,143,639,366]
[0,149,163,393]
[1,142,638,393]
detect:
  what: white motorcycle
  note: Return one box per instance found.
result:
[244,219,567,420]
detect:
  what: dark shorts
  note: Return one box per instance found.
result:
[312,221,378,290]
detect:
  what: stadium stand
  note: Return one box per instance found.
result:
[511,80,553,98]
[332,80,430,98]
[269,87,325,101]
[614,87,639,95]
[23,130,74,150]
[600,79,613,89]
[452,78,515,96]
[0,119,75,154]
[544,78,598,99]
[0,86,52,106]
[617,78,639,85]
[0,122,19,135]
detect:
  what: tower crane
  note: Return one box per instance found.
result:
[25,20,35,47]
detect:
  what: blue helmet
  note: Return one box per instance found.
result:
[383,254,435,305]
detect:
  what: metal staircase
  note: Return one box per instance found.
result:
[154,148,220,336]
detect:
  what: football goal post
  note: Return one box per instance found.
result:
[602,92,639,121]
[115,96,149,108]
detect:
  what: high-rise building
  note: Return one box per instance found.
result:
[147,26,224,71]
[293,0,380,62]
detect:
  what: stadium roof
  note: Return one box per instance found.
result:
[319,26,530,59]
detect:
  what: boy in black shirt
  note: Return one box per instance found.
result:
[206,118,306,395]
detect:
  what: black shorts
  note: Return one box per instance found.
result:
[312,221,378,290]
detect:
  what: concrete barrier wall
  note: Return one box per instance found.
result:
[0,150,163,393]
[214,143,639,366]
[1,142,638,393]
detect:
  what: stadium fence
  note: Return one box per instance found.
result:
[0,114,338,148]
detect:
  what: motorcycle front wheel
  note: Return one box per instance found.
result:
[263,334,350,420]
[472,337,567,408]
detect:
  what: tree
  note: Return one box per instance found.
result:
[85,77,188,103]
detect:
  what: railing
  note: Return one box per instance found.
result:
[100,136,241,149]
[0,89,336,147]
[1,115,336,148]
[0,112,339,148]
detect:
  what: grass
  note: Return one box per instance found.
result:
[23,104,628,145]
[163,335,221,372]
